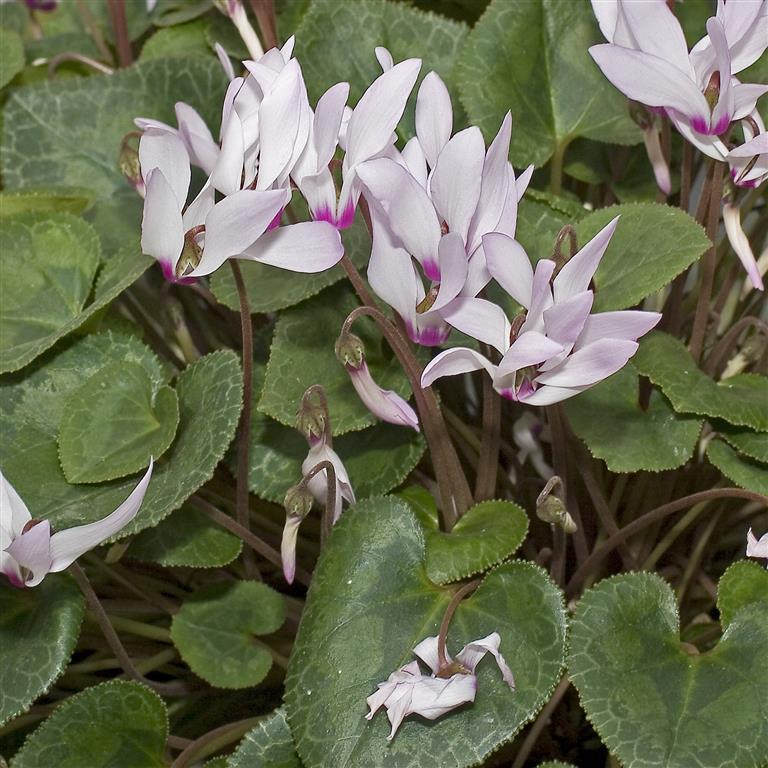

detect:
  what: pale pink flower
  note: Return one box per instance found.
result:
[746,528,768,563]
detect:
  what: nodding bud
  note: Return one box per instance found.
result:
[119,133,144,197]
[284,484,314,521]
[335,331,365,369]
[176,227,204,279]
[704,70,721,112]
[552,225,578,274]
[536,476,577,534]
[296,385,330,445]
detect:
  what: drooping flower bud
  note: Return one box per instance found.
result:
[334,331,365,368]
[280,484,315,584]
[296,385,330,446]
[119,133,144,198]
[536,477,577,534]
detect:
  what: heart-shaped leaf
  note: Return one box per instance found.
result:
[171,582,286,689]
[717,561,768,630]
[633,332,768,432]
[58,361,179,483]
[0,337,242,537]
[706,439,768,495]
[127,505,242,568]
[259,285,411,434]
[228,709,300,768]
[565,367,702,473]
[405,489,529,584]
[515,191,587,261]
[568,572,768,768]
[285,496,567,768]
[457,0,639,168]
[9,681,168,768]
[0,574,84,727]
[714,423,768,463]
[575,204,710,312]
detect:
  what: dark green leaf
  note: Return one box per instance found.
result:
[286,497,567,768]
[575,203,710,312]
[713,423,768,463]
[633,332,768,432]
[565,367,702,473]
[457,0,640,168]
[0,190,94,217]
[717,561,768,630]
[568,572,768,768]
[515,191,586,262]
[0,26,24,88]
[227,708,300,768]
[9,681,168,768]
[0,575,84,727]
[171,582,286,689]
[706,439,768,495]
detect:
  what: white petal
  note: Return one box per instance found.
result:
[575,310,662,349]
[313,82,350,169]
[432,233,469,312]
[0,470,32,535]
[5,520,53,587]
[240,221,344,273]
[415,71,453,169]
[535,339,639,387]
[211,109,245,195]
[421,347,497,388]
[483,232,534,308]
[412,635,444,675]
[723,202,764,290]
[497,331,563,380]
[175,102,219,175]
[455,632,515,690]
[441,297,511,353]
[49,461,153,573]
[141,169,184,272]
[401,137,428,189]
[139,129,190,206]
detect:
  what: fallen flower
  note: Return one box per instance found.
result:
[0,462,153,588]
[366,632,514,740]
[746,527,768,563]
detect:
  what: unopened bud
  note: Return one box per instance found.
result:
[284,484,314,520]
[119,133,144,197]
[335,331,365,369]
[628,101,651,130]
[552,225,578,274]
[296,385,330,444]
[536,476,577,534]
[176,228,204,279]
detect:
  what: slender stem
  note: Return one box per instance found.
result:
[229,261,259,579]
[679,141,694,214]
[167,736,194,752]
[341,253,377,307]
[106,0,132,67]
[566,488,767,598]
[76,0,114,64]
[690,161,725,362]
[47,53,113,77]
[474,376,501,501]
[70,564,187,697]
[704,316,768,376]
[297,460,337,544]
[436,580,482,670]
[170,718,260,768]
[342,305,473,527]
[190,496,311,586]
[510,677,571,768]
[548,139,568,195]
[248,0,279,49]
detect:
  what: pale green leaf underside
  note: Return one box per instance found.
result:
[706,439,768,495]
[171,582,286,689]
[0,336,242,537]
[259,285,411,434]
[565,367,702,473]
[9,681,168,768]
[457,0,640,167]
[0,574,84,727]
[717,562,768,631]
[227,708,301,768]
[286,497,566,768]
[568,572,768,768]
[127,505,242,568]
[633,332,768,432]
[575,203,710,312]
[58,361,179,483]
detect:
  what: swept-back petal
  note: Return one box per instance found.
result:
[314,82,350,169]
[497,331,563,379]
[483,232,534,308]
[723,202,764,290]
[535,339,638,387]
[575,310,661,348]
[240,221,343,273]
[1,470,32,534]
[707,18,735,135]
[454,632,515,690]
[543,291,594,346]
[415,71,453,169]
[211,109,245,195]
[421,347,497,388]
[440,297,511,353]
[175,102,219,175]
[5,520,53,587]
[432,233,469,312]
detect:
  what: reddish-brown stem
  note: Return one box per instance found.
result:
[341,253,377,307]
[474,375,501,501]
[704,316,768,376]
[689,161,725,362]
[297,460,337,545]
[436,579,482,670]
[106,0,132,67]
[248,0,279,50]
[229,261,259,579]
[170,718,259,768]
[566,488,767,598]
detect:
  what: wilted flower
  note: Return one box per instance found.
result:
[1,462,153,588]
[723,201,764,291]
[366,633,514,740]
[746,527,768,563]
[423,218,661,405]
[301,435,356,525]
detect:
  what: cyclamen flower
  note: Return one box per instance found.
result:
[423,218,661,405]
[139,130,343,281]
[746,528,768,564]
[346,360,419,431]
[1,463,152,588]
[590,1,768,141]
[302,434,355,526]
[366,633,514,740]
[358,70,532,345]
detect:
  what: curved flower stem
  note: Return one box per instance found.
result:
[47,53,113,77]
[106,0,132,67]
[474,375,501,501]
[342,305,473,528]
[170,718,260,768]
[566,488,767,598]
[341,253,377,307]
[690,161,725,362]
[296,459,337,544]
[248,0,278,50]
[436,579,482,670]
[191,495,312,587]
[69,563,189,697]
[229,261,260,579]
[704,316,768,376]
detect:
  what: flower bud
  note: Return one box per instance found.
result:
[284,484,314,521]
[296,385,330,445]
[335,331,365,369]
[119,134,144,197]
[536,476,577,534]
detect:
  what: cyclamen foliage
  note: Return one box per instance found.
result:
[0,0,766,767]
